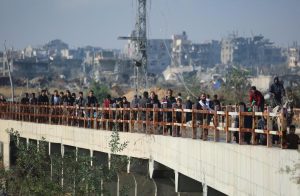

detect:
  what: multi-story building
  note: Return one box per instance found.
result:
[221,35,284,66]
[171,31,191,67]
[97,50,117,72]
[288,43,299,68]
[124,38,172,74]
[190,40,221,67]
[147,39,172,74]
[221,36,253,65]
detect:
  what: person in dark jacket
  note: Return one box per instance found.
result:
[131,95,140,108]
[37,90,49,105]
[75,92,86,107]
[175,98,183,136]
[63,90,75,106]
[212,94,221,111]
[285,125,300,149]
[162,89,176,135]
[86,90,98,128]
[59,91,65,105]
[185,96,193,122]
[138,91,150,131]
[87,90,98,107]
[149,91,161,108]
[29,93,37,104]
[269,76,285,107]
[139,91,150,108]
[20,93,30,104]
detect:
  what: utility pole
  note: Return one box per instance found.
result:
[4,41,14,102]
[119,0,148,95]
[136,0,147,71]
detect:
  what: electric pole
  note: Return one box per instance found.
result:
[119,0,148,95]
[4,41,14,102]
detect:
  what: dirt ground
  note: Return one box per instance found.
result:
[0,86,38,98]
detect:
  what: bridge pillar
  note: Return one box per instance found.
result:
[108,153,111,169]
[149,160,174,179]
[203,183,207,196]
[148,158,154,178]
[90,150,93,166]
[0,130,10,168]
[127,156,131,173]
[26,138,29,148]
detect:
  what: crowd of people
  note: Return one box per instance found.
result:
[0,76,299,149]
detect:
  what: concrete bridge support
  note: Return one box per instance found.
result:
[129,157,156,196]
[150,161,207,195]
[0,129,10,168]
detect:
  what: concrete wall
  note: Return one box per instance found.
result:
[250,75,272,92]
[0,120,299,196]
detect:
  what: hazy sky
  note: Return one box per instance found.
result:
[1,0,299,50]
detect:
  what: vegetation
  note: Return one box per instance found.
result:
[90,81,110,104]
[0,127,128,195]
[220,67,251,104]
[280,151,300,185]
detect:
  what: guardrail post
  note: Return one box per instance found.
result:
[49,105,52,125]
[238,105,244,145]
[94,106,98,129]
[83,107,87,128]
[225,106,231,143]
[124,104,129,132]
[153,104,158,134]
[251,106,258,145]
[214,106,219,142]
[266,106,273,147]
[109,104,113,131]
[172,103,176,137]
[162,103,167,135]
[192,104,196,139]
[280,108,286,149]
[100,105,105,130]
[129,106,133,133]
[181,104,186,137]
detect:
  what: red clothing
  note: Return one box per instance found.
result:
[249,90,264,111]
[103,99,111,108]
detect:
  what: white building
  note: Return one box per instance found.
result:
[288,46,299,68]
[24,45,33,58]
[172,31,191,67]
[61,49,72,59]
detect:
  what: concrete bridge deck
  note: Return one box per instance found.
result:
[0,119,299,196]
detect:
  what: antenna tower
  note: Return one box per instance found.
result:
[119,0,148,95]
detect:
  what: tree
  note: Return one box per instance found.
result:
[90,81,110,104]
[221,67,251,104]
[0,127,128,195]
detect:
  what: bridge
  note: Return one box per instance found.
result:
[0,103,299,196]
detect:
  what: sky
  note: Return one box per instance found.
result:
[0,0,299,50]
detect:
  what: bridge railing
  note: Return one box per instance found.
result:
[0,103,291,148]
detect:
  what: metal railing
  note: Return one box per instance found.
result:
[0,103,293,148]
